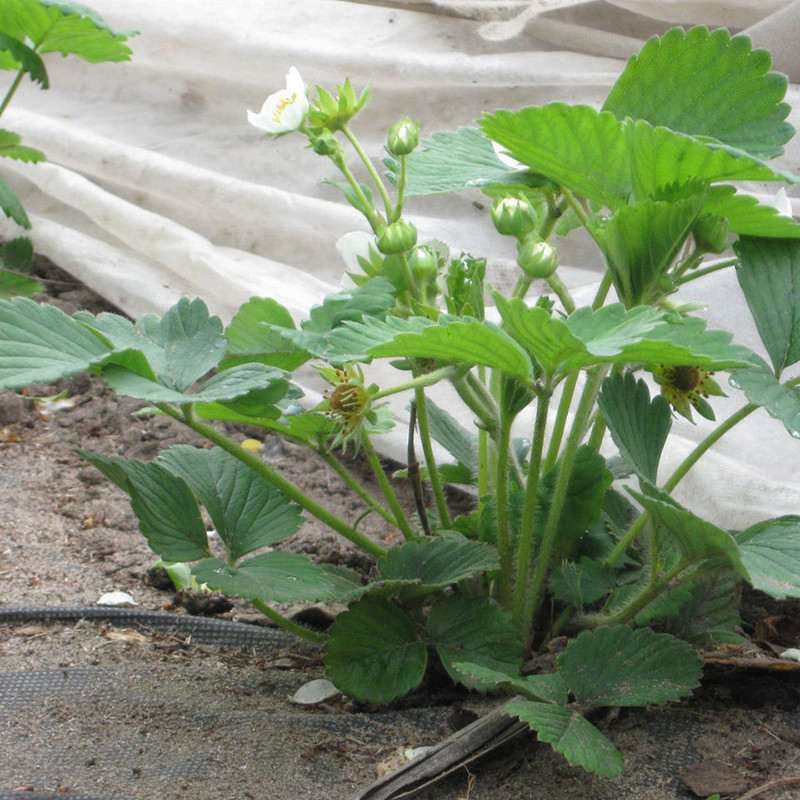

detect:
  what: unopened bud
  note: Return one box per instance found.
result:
[517,239,559,279]
[387,118,420,156]
[491,197,537,238]
[692,214,729,254]
[377,220,418,255]
[311,130,344,161]
[408,245,438,284]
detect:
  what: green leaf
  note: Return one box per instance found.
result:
[0,296,109,388]
[704,186,800,239]
[378,534,497,587]
[333,314,533,379]
[480,104,631,208]
[389,127,520,196]
[603,27,792,159]
[157,445,303,562]
[504,701,624,778]
[537,446,614,558]
[192,552,357,603]
[324,596,427,703]
[589,198,702,306]
[734,238,800,375]
[729,359,800,437]
[0,0,134,63]
[101,362,287,405]
[223,296,308,371]
[0,175,31,228]
[0,128,46,162]
[420,398,478,477]
[631,484,746,574]
[0,31,48,85]
[665,571,744,645]
[495,298,753,377]
[737,516,800,599]
[558,626,703,706]
[597,373,672,482]
[550,557,617,607]
[83,298,227,391]
[0,235,41,298]
[280,277,396,358]
[428,595,523,690]
[79,452,210,562]
[453,663,568,704]
[627,120,797,202]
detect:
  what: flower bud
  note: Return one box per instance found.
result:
[377,220,418,255]
[517,238,559,279]
[387,118,420,156]
[408,245,438,284]
[311,130,344,160]
[491,197,537,238]
[692,214,729,254]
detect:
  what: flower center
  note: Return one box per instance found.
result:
[272,93,297,123]
[329,382,368,419]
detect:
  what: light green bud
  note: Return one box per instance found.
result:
[311,130,344,161]
[377,220,418,255]
[692,214,730,254]
[408,245,438,284]
[491,197,537,238]
[387,118,420,156]
[517,239,559,279]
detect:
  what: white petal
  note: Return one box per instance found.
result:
[285,66,305,95]
[491,139,526,171]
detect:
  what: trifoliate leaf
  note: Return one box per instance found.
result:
[192,552,358,603]
[377,535,497,587]
[452,663,568,704]
[0,31,48,85]
[550,557,617,607]
[729,359,800,437]
[557,626,702,706]
[428,596,523,690]
[603,27,793,160]
[387,127,520,196]
[737,516,800,599]
[0,176,30,228]
[704,186,800,239]
[223,296,308,371]
[0,128,45,162]
[735,237,800,376]
[157,445,303,561]
[480,104,631,209]
[504,701,624,778]
[79,452,210,562]
[597,373,672,482]
[324,596,427,703]
[0,296,109,387]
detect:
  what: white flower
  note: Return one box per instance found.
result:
[247,67,309,135]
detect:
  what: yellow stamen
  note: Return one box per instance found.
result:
[272,93,297,123]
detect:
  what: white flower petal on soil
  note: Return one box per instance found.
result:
[290,678,340,705]
[97,591,138,606]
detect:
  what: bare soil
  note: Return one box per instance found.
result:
[1,260,800,800]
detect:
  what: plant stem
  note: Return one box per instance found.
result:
[591,272,613,310]
[250,598,327,644]
[674,257,738,287]
[392,153,407,223]
[360,433,418,541]
[495,408,514,609]
[165,408,387,558]
[316,448,399,527]
[336,157,385,233]
[452,372,500,438]
[512,388,551,632]
[0,70,25,118]
[341,124,395,220]
[522,366,608,635]
[543,371,578,472]
[545,272,575,314]
[372,365,460,400]
[414,387,452,529]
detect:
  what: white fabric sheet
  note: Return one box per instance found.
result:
[1,0,799,528]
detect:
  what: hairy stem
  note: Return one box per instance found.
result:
[341,124,395,220]
[414,387,452,529]
[251,598,327,643]
[361,433,418,541]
